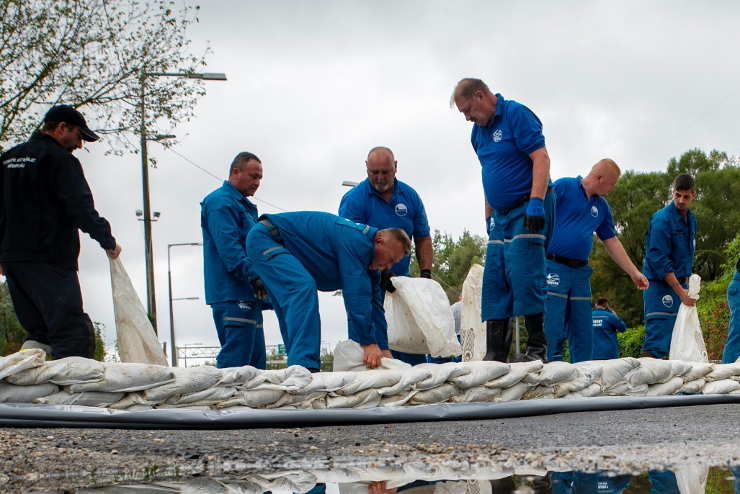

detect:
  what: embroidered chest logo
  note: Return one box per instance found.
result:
[546,273,560,286]
[591,206,599,218]
[395,203,408,217]
[492,129,503,142]
[662,295,674,308]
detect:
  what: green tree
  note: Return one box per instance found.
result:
[0,0,209,153]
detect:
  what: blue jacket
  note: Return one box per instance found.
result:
[262,211,386,346]
[643,201,697,281]
[201,181,261,305]
[339,178,430,276]
[592,307,627,360]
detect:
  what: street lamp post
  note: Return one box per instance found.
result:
[138,71,226,333]
[168,242,203,366]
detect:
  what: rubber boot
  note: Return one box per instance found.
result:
[483,318,513,362]
[514,313,549,363]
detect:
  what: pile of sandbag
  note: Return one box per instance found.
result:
[2,346,740,411]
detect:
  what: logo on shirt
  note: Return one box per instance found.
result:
[237,301,253,311]
[492,129,503,142]
[546,273,560,286]
[591,206,598,218]
[662,295,674,308]
[395,203,408,217]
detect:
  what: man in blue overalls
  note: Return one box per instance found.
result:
[451,78,554,362]
[246,212,411,371]
[339,146,433,365]
[545,160,648,363]
[201,152,270,369]
[642,174,697,358]
[592,297,628,360]
[722,256,740,363]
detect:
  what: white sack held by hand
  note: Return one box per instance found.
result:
[669,274,708,363]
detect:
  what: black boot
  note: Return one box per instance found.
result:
[483,318,513,362]
[514,313,549,363]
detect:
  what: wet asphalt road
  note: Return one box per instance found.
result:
[2,403,740,492]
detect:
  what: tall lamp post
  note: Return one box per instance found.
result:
[139,71,226,333]
[168,242,203,366]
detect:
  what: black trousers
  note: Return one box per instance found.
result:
[3,262,95,359]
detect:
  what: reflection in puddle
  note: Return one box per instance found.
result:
[22,466,740,494]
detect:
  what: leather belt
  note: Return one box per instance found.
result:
[547,253,588,268]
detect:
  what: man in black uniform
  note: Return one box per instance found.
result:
[0,105,121,359]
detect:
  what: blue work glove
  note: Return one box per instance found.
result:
[420,269,432,279]
[523,197,545,234]
[249,277,268,300]
[485,216,492,234]
[380,269,396,293]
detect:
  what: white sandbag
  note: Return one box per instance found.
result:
[6,357,104,386]
[495,381,531,402]
[553,362,603,397]
[522,385,555,400]
[327,388,381,409]
[452,385,501,403]
[680,378,706,394]
[682,362,714,382]
[109,258,168,366]
[379,390,419,407]
[447,361,510,389]
[379,367,433,396]
[244,365,312,391]
[669,274,708,363]
[408,383,460,404]
[414,362,469,390]
[332,339,412,372]
[624,358,674,386]
[217,366,262,386]
[385,277,462,357]
[625,383,648,396]
[484,361,543,389]
[460,264,486,361]
[590,357,640,389]
[668,360,692,380]
[290,371,357,394]
[216,389,285,408]
[562,383,602,399]
[702,379,740,394]
[646,376,684,396]
[165,385,237,405]
[70,362,175,393]
[0,349,46,380]
[109,392,160,409]
[268,391,327,409]
[338,370,404,396]
[603,382,630,396]
[34,389,124,407]
[0,382,58,403]
[704,362,740,381]
[143,365,222,402]
[523,361,577,386]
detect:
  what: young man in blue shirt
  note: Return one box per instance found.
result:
[544,159,648,363]
[592,297,628,360]
[339,146,433,365]
[451,77,554,363]
[201,152,270,369]
[642,174,697,358]
[246,212,411,371]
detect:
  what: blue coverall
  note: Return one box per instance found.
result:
[642,201,696,358]
[722,258,740,363]
[339,177,431,365]
[246,212,387,370]
[592,307,627,360]
[201,181,267,369]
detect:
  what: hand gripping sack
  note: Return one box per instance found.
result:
[669,274,708,363]
[110,258,168,366]
[385,277,462,357]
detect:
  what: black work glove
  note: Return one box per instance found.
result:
[523,197,545,234]
[380,269,396,293]
[249,277,268,300]
[420,269,432,279]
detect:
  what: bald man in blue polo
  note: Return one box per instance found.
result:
[451,77,554,363]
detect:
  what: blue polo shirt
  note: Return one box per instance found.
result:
[592,307,627,360]
[643,201,697,281]
[339,178,430,276]
[201,181,260,305]
[548,176,616,261]
[471,94,548,209]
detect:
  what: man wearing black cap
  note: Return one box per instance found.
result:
[0,105,121,360]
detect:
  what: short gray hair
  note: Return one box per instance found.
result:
[450,78,492,108]
[229,152,261,174]
[380,228,412,255]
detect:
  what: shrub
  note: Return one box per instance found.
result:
[618,325,645,358]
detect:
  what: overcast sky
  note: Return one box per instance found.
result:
[68,0,740,364]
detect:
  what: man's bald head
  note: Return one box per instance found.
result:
[367,146,395,162]
[366,146,397,194]
[583,158,621,197]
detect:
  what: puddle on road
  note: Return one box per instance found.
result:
[18,466,740,493]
